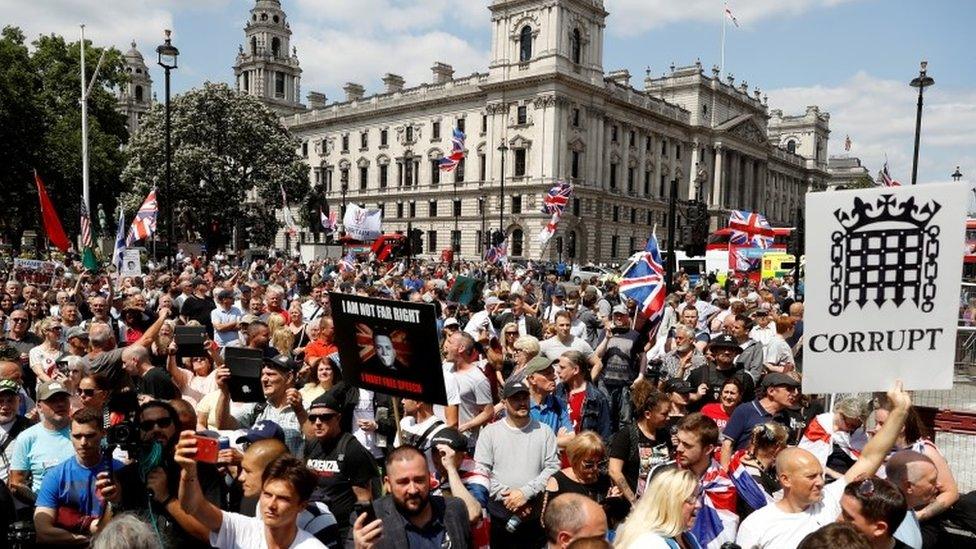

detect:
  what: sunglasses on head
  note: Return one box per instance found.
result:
[139,417,174,431]
[308,412,339,423]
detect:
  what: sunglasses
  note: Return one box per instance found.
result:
[10,318,28,323]
[308,412,339,423]
[139,417,174,431]
[857,478,876,497]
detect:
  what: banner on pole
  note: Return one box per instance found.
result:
[330,293,447,404]
[802,183,968,393]
[342,204,383,242]
[120,249,142,278]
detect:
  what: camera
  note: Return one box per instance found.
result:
[107,421,141,447]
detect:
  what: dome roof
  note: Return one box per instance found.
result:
[124,41,145,63]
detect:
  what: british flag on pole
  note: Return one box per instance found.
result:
[438,128,466,172]
[729,209,774,249]
[541,181,573,215]
[125,188,158,246]
[619,232,667,330]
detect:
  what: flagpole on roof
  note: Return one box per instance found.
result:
[720,1,728,77]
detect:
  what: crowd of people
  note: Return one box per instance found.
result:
[0,254,973,549]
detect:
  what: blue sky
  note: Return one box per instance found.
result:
[8,0,975,189]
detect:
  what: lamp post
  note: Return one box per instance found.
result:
[952,166,963,182]
[909,60,935,185]
[497,141,508,241]
[453,178,459,253]
[157,30,178,269]
[340,176,348,236]
[480,192,487,253]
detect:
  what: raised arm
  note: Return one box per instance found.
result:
[174,430,224,534]
[845,381,911,483]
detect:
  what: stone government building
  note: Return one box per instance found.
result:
[121,0,843,263]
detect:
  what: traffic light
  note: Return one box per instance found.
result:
[683,200,709,257]
[409,228,424,255]
[788,223,805,258]
[491,230,505,247]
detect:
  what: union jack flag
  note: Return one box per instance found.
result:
[879,161,900,187]
[541,181,573,215]
[112,209,127,271]
[731,248,761,272]
[485,242,507,264]
[338,250,356,273]
[79,199,93,248]
[320,208,338,233]
[728,449,774,512]
[125,188,158,246]
[618,232,666,329]
[729,209,773,249]
[691,460,739,548]
[439,128,466,172]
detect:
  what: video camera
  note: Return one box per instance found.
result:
[105,390,142,450]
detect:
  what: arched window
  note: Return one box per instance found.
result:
[786,140,797,154]
[512,229,524,256]
[519,26,533,62]
[271,37,281,58]
[250,37,257,55]
[571,29,582,64]
[135,85,143,102]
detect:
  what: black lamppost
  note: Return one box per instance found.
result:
[497,141,508,239]
[339,175,348,236]
[453,177,459,252]
[480,192,487,252]
[952,166,963,182]
[909,60,935,185]
[157,30,178,268]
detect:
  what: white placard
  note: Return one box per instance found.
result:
[342,204,383,242]
[802,183,968,393]
[120,249,142,278]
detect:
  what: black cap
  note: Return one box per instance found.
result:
[216,289,235,300]
[429,428,468,452]
[263,353,295,372]
[309,391,342,413]
[709,334,741,352]
[502,377,530,399]
[663,378,695,394]
[761,372,801,389]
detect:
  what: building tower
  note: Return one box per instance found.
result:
[118,41,153,136]
[234,0,305,115]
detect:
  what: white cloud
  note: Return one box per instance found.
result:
[605,0,861,36]
[767,71,976,187]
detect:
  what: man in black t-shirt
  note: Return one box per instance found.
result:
[686,334,755,412]
[303,391,378,539]
[179,277,216,336]
[121,344,179,400]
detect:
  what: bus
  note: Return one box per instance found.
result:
[964,219,976,280]
[705,226,794,275]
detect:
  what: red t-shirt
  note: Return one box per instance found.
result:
[701,402,732,433]
[568,390,587,433]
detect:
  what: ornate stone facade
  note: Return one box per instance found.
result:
[117,42,153,136]
[233,0,304,115]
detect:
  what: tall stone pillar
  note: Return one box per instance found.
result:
[711,146,724,208]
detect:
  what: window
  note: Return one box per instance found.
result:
[271,37,280,58]
[341,134,349,153]
[250,36,257,55]
[612,206,619,222]
[409,201,416,218]
[571,28,582,64]
[517,106,527,125]
[514,149,526,176]
[629,131,636,147]
[571,151,580,179]
[572,108,580,127]
[453,199,461,217]
[611,235,619,258]
[274,72,285,98]
[135,85,143,102]
[431,160,441,185]
[380,129,388,146]
[428,231,437,252]
[378,203,385,217]
[627,167,635,193]
[646,136,652,152]
[644,170,651,195]
[482,114,488,132]
[429,200,438,217]
[646,210,653,225]
[396,202,404,217]
[609,163,618,189]
[242,72,249,92]
[359,166,368,190]
[454,159,465,183]
[404,158,413,187]
[519,26,533,62]
[676,143,681,160]
[572,198,580,216]
[380,165,388,188]
[611,125,618,143]
[406,126,414,142]
[325,169,333,191]
[432,121,441,140]
[360,132,368,149]
[451,230,461,252]
[787,140,797,154]
[512,195,522,214]
[457,118,465,133]
[660,174,667,197]
[479,154,486,181]
[630,208,637,224]
[629,236,636,255]
[661,139,668,156]
[512,229,524,256]
[301,141,308,158]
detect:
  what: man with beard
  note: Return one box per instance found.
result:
[174,436,326,548]
[8,380,74,507]
[686,334,755,412]
[105,400,223,548]
[303,392,378,541]
[593,305,642,431]
[474,377,560,546]
[351,445,471,549]
[729,314,765,382]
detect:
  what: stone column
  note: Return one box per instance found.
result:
[637,130,648,198]
[711,146,724,208]
[743,156,754,209]
[688,139,700,200]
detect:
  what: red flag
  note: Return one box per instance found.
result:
[34,170,71,252]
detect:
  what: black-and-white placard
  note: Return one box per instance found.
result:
[803,183,968,393]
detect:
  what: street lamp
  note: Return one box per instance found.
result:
[909,60,934,185]
[497,141,508,242]
[452,176,459,253]
[157,29,178,268]
[952,166,963,182]
[340,175,348,236]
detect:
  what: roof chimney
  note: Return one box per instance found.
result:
[306,91,327,109]
[608,69,631,87]
[431,62,454,84]
[343,82,365,102]
[382,73,405,94]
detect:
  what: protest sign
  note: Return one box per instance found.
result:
[446,275,485,305]
[13,258,58,287]
[330,292,447,404]
[802,183,968,393]
[120,249,142,278]
[342,204,382,242]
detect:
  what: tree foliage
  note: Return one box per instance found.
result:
[121,82,308,252]
[0,27,127,251]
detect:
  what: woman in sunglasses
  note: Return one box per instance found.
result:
[614,467,703,548]
[542,431,619,516]
[28,317,64,384]
[77,373,112,417]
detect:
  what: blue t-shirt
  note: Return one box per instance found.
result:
[721,399,786,450]
[36,455,124,520]
[9,423,74,492]
[531,394,573,436]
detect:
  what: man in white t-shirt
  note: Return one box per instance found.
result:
[174,430,325,548]
[735,382,912,549]
[539,311,601,373]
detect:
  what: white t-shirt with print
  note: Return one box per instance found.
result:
[735,478,847,549]
[210,511,325,549]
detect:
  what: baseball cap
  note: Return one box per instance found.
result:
[662,378,696,394]
[522,355,555,377]
[263,354,295,372]
[0,379,20,395]
[235,420,286,445]
[429,428,468,452]
[761,372,801,389]
[240,314,259,326]
[553,286,566,298]
[485,296,502,306]
[443,317,460,329]
[612,304,630,316]
[216,289,235,300]
[309,391,342,413]
[709,334,741,352]
[37,380,70,401]
[65,326,89,340]
[502,377,530,399]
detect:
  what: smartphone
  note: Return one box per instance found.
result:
[196,436,220,464]
[353,501,377,524]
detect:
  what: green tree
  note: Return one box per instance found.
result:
[121,82,308,252]
[0,27,127,252]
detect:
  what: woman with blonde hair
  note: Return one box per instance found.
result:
[29,316,64,384]
[270,327,295,356]
[614,468,702,548]
[507,334,540,381]
[543,431,616,513]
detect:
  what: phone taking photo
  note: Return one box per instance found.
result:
[354,501,377,524]
[195,436,220,464]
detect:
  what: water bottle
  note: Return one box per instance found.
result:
[505,514,521,533]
